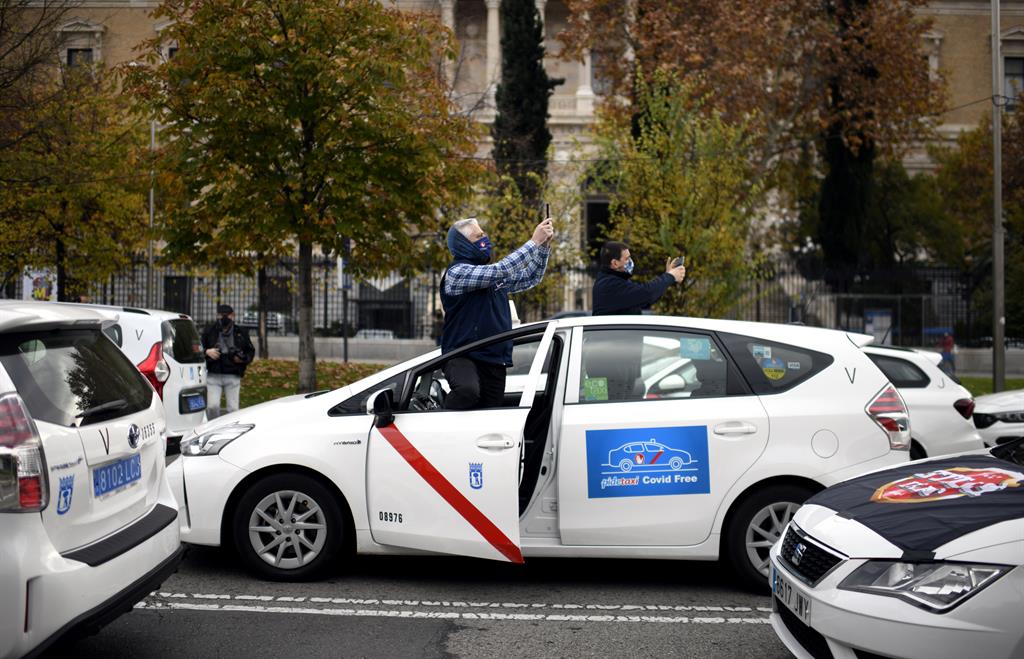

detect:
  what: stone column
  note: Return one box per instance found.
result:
[576,49,594,115]
[485,0,500,106]
[439,0,455,85]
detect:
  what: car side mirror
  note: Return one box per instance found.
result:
[369,388,395,428]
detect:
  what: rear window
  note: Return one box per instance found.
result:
[162,319,204,364]
[718,332,833,394]
[866,354,930,389]
[0,329,153,427]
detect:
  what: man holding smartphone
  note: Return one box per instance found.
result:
[439,216,554,410]
[592,241,686,316]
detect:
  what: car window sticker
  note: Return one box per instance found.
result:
[679,337,711,360]
[583,377,609,401]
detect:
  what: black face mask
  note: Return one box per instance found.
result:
[219,316,232,328]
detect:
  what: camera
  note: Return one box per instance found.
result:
[221,347,244,362]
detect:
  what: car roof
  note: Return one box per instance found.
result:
[549,315,872,347]
[51,301,193,322]
[0,299,111,333]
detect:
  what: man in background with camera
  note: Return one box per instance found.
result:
[592,241,686,316]
[202,304,256,418]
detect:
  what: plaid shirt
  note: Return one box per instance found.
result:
[444,240,550,296]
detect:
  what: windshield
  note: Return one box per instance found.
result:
[163,318,205,364]
[0,328,153,427]
[991,438,1024,466]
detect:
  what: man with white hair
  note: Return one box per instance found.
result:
[440,216,554,409]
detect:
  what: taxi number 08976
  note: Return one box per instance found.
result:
[379,511,403,523]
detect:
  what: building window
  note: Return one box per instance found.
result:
[167,46,179,60]
[1006,57,1024,106]
[66,48,94,67]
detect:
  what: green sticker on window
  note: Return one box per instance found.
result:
[583,377,609,401]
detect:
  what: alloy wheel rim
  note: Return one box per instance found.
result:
[248,489,327,570]
[745,501,800,578]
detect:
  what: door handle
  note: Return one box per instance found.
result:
[476,437,515,449]
[713,422,758,436]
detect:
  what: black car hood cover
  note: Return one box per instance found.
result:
[805,455,1024,559]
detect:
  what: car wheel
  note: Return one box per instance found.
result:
[619,459,632,472]
[669,457,684,470]
[724,484,814,592]
[232,472,345,581]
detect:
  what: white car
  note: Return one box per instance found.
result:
[768,440,1024,659]
[0,301,183,659]
[972,389,1024,447]
[58,303,208,454]
[167,316,910,590]
[862,345,982,459]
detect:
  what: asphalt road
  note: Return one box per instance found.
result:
[50,545,792,659]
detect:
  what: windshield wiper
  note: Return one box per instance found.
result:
[74,399,128,425]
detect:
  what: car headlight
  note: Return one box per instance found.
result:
[180,423,254,456]
[839,560,1011,612]
[993,411,1024,424]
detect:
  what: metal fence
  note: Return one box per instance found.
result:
[3,256,994,348]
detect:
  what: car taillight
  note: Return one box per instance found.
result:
[0,393,48,512]
[866,384,911,451]
[953,398,975,420]
[137,341,170,399]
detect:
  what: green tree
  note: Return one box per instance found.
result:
[0,65,147,299]
[492,0,561,207]
[592,73,762,317]
[125,0,481,392]
[929,107,1024,337]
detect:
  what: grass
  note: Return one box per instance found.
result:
[239,359,386,408]
[958,376,1024,398]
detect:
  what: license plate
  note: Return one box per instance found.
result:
[183,392,206,412]
[93,454,142,498]
[772,564,811,625]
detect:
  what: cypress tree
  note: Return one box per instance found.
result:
[492,0,562,208]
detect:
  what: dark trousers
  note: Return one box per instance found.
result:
[444,357,507,410]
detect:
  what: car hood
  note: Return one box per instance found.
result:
[793,452,1024,563]
[190,388,352,436]
[974,389,1024,413]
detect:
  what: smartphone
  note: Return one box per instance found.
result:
[673,255,685,268]
[545,203,550,219]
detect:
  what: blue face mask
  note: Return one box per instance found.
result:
[476,235,492,260]
[623,258,634,274]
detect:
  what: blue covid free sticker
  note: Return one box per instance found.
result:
[585,426,710,499]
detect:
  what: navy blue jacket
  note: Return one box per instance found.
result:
[440,229,514,366]
[592,267,675,316]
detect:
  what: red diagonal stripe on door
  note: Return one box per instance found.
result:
[649,451,664,465]
[377,423,524,564]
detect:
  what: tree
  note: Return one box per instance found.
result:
[0,0,77,151]
[928,106,1024,337]
[0,64,147,299]
[591,73,762,317]
[126,0,481,392]
[492,0,561,207]
[559,1,944,226]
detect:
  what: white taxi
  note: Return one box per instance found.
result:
[768,440,1024,659]
[0,301,182,659]
[167,316,910,589]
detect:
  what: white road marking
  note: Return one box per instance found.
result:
[153,592,770,613]
[137,601,771,624]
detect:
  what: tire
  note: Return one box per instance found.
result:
[232,472,345,581]
[669,457,684,471]
[619,459,632,472]
[724,484,815,593]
